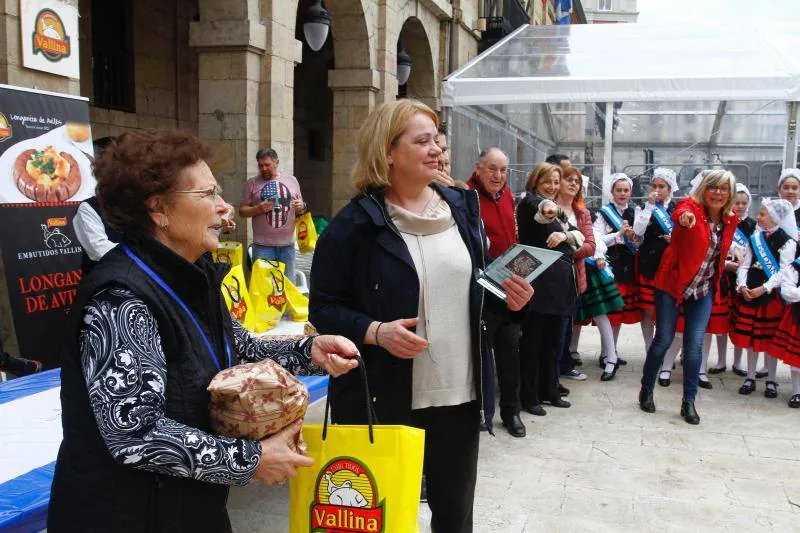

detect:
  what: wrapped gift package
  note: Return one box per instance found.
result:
[208,359,310,451]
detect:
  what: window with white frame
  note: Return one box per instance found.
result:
[599,0,613,11]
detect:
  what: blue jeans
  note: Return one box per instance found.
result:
[251,244,296,283]
[557,315,575,376]
[641,289,713,403]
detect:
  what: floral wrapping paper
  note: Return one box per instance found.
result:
[208,358,310,453]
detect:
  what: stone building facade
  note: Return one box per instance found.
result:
[1,0,488,226]
[0,0,486,353]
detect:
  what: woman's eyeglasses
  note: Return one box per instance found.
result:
[173,185,223,202]
[562,176,580,184]
[706,185,730,194]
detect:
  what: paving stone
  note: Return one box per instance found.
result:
[229,323,800,532]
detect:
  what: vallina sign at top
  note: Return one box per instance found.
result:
[20,0,80,79]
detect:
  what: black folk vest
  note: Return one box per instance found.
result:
[49,237,237,533]
[745,228,790,306]
[637,200,676,280]
[600,205,637,284]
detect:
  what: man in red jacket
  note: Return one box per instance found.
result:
[468,148,526,437]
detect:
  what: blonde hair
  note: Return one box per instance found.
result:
[691,169,737,213]
[351,99,439,194]
[526,162,562,193]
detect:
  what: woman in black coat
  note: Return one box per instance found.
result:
[309,99,532,533]
[517,162,583,415]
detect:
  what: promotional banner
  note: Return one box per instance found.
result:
[20,0,81,79]
[0,84,95,368]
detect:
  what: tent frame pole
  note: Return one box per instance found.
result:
[782,102,799,169]
[602,102,614,205]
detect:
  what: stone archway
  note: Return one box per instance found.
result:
[398,17,436,110]
[325,0,375,214]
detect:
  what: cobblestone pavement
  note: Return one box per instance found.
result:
[229,325,800,532]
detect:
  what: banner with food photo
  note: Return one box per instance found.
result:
[0,84,95,368]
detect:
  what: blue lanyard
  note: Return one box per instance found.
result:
[122,244,231,372]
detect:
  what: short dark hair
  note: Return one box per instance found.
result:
[256,148,279,161]
[437,121,448,135]
[94,129,212,237]
[546,154,569,165]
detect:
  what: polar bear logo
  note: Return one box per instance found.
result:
[40,18,62,40]
[325,472,368,508]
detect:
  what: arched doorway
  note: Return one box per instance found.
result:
[397,17,436,109]
[292,0,373,217]
[293,1,334,218]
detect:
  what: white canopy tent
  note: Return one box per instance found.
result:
[442,23,800,205]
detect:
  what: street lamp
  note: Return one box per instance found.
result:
[397,46,412,86]
[303,0,331,52]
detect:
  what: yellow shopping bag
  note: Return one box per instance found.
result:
[213,241,243,267]
[284,275,309,323]
[290,359,425,533]
[295,211,318,254]
[220,265,255,331]
[248,260,287,333]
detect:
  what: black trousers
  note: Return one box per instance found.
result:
[520,311,562,406]
[410,401,480,533]
[486,314,522,416]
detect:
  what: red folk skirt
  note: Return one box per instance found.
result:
[637,273,657,313]
[729,293,785,352]
[770,306,800,368]
[607,281,641,327]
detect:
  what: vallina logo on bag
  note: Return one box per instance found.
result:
[310,457,384,532]
[267,271,287,311]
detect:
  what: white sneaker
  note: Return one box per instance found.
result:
[563,369,587,381]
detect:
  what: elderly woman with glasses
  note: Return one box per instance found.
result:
[48,130,359,532]
[639,170,738,425]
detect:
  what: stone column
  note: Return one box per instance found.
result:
[190,0,266,245]
[259,0,301,176]
[329,69,380,214]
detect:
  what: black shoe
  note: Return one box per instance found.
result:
[756,370,768,379]
[501,414,526,438]
[732,365,747,377]
[639,386,655,413]
[559,385,570,397]
[1,353,42,376]
[658,370,671,387]
[680,401,700,425]
[739,379,756,395]
[545,398,571,408]
[708,365,726,375]
[789,394,800,408]
[600,361,619,382]
[618,357,628,366]
[598,355,606,368]
[523,404,547,416]
[764,381,779,399]
[698,373,712,390]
